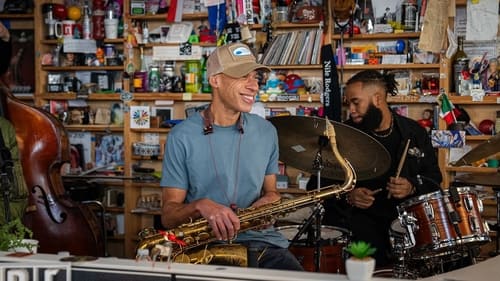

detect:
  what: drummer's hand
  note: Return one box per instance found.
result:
[348,187,379,209]
[196,199,241,241]
[386,177,415,199]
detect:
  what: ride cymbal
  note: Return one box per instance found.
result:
[269,116,390,181]
[452,134,500,166]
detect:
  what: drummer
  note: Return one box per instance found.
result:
[323,70,442,267]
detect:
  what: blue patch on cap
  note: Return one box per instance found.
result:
[233,47,252,56]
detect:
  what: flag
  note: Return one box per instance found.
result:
[439,93,460,125]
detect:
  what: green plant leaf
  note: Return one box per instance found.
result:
[346,240,377,259]
[0,218,33,252]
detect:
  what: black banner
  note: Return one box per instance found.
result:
[321,44,342,122]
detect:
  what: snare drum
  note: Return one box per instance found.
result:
[397,191,458,258]
[276,225,349,273]
[444,187,490,246]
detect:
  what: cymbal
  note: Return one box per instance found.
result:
[454,173,500,187]
[269,116,390,181]
[452,134,500,166]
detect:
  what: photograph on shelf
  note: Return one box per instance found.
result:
[431,130,466,148]
[390,104,408,117]
[152,106,174,124]
[130,105,151,129]
[49,100,69,120]
[95,133,124,167]
[68,132,93,172]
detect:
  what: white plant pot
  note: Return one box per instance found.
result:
[345,258,375,281]
[9,239,39,254]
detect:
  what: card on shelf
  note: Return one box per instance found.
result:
[130,105,150,129]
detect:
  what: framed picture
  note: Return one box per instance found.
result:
[130,105,150,129]
[152,106,174,123]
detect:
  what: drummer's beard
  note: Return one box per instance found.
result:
[359,102,383,132]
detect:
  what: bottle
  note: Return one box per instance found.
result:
[401,0,417,31]
[452,36,468,95]
[82,2,91,39]
[200,51,211,93]
[184,60,200,93]
[142,21,149,44]
[149,65,160,92]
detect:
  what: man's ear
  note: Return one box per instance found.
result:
[209,75,219,88]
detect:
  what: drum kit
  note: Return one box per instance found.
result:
[269,116,499,278]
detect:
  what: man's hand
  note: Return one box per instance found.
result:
[348,187,381,209]
[251,190,280,208]
[386,177,415,199]
[196,199,241,241]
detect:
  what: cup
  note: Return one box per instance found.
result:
[59,20,76,39]
[104,18,119,39]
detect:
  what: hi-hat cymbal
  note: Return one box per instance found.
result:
[269,116,390,181]
[452,134,500,166]
[454,173,500,187]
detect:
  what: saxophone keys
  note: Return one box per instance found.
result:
[197,232,210,241]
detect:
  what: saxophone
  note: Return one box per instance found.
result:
[136,118,356,265]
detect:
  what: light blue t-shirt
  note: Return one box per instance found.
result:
[161,112,289,248]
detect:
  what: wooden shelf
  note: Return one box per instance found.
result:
[39,93,122,100]
[448,95,500,105]
[269,64,323,70]
[42,66,124,71]
[128,13,208,20]
[41,38,124,44]
[445,166,498,173]
[65,125,124,132]
[466,135,497,141]
[332,32,421,40]
[130,128,171,133]
[387,94,438,104]
[106,207,125,213]
[132,182,160,188]
[0,13,34,19]
[139,42,217,48]
[342,63,440,70]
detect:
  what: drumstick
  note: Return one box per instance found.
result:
[388,139,411,199]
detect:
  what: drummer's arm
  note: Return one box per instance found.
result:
[251,174,281,208]
[412,132,443,195]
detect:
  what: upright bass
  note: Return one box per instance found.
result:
[0,88,104,256]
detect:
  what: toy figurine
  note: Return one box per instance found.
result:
[482,58,499,92]
[417,109,433,133]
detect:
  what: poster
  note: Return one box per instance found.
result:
[95,134,124,167]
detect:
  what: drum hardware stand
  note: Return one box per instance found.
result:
[290,137,328,272]
[290,202,325,272]
[393,213,417,279]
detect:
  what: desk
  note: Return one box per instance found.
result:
[2,252,500,281]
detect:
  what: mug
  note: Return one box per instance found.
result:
[55,20,76,38]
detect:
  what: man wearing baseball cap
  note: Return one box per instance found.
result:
[160,43,303,270]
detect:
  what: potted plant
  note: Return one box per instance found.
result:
[345,240,376,281]
[0,218,37,254]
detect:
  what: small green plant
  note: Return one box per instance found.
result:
[0,218,34,252]
[346,241,376,260]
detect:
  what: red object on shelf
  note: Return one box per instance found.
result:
[478,119,495,135]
